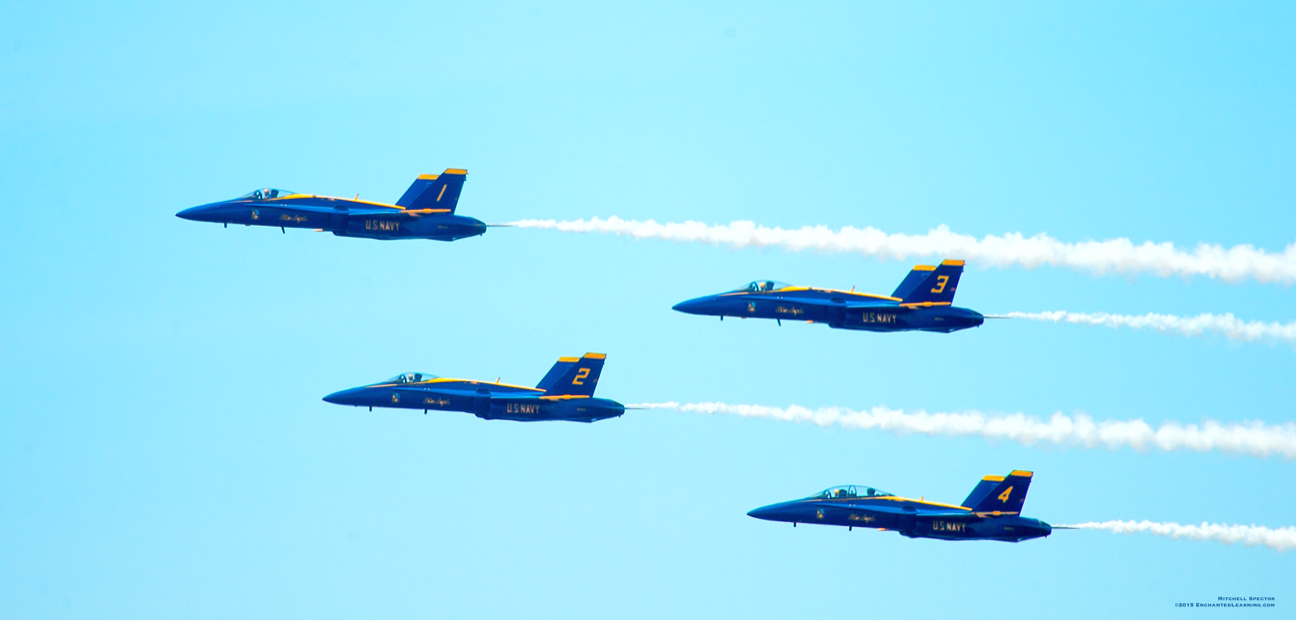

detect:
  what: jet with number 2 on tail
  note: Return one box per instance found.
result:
[672,260,983,333]
[176,168,489,241]
[748,471,1056,543]
[323,353,625,423]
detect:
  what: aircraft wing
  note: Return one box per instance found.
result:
[258,203,449,217]
[345,207,451,217]
[823,503,976,519]
[763,296,907,311]
[843,302,912,312]
[392,387,543,399]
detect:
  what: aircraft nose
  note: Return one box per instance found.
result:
[176,205,208,221]
[672,296,714,315]
[746,503,789,522]
[176,203,224,222]
[323,387,365,406]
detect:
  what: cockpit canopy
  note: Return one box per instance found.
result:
[734,280,791,293]
[809,485,894,500]
[385,372,438,385]
[240,188,298,200]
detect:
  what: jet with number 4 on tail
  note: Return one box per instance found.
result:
[747,471,1055,543]
[672,260,983,333]
[176,168,489,241]
[322,353,625,423]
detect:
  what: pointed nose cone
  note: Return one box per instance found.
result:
[177,203,225,223]
[672,296,715,315]
[747,503,790,522]
[323,387,365,406]
[176,205,208,221]
[747,505,776,520]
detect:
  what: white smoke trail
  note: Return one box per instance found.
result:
[631,402,1296,460]
[508,217,1296,284]
[1057,520,1296,551]
[1002,311,1296,346]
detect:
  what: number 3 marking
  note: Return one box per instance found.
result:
[931,275,949,294]
[573,368,590,385]
[998,486,1013,502]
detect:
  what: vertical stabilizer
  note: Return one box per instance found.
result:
[891,265,935,299]
[396,168,468,213]
[541,353,606,397]
[970,470,1033,514]
[899,260,964,305]
[961,475,1003,508]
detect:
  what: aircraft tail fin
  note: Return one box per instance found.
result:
[538,353,606,397]
[890,266,934,299]
[960,476,1002,508]
[395,168,468,213]
[895,260,964,305]
[536,357,579,391]
[968,470,1033,514]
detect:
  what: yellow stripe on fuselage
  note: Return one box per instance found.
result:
[719,288,901,302]
[269,195,451,212]
[811,496,972,512]
[899,301,953,308]
[368,378,542,392]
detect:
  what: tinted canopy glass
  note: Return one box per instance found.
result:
[240,188,298,200]
[809,485,894,500]
[385,372,438,384]
[734,280,791,293]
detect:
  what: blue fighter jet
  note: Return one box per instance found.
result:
[323,353,625,423]
[177,168,488,241]
[747,471,1054,543]
[672,260,984,333]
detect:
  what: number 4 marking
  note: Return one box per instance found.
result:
[573,368,590,385]
[931,275,949,294]
[998,486,1013,502]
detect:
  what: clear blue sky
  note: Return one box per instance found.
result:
[2,1,1293,618]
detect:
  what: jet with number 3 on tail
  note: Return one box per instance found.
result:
[672,260,983,333]
[322,353,625,423]
[747,471,1055,543]
[177,168,490,241]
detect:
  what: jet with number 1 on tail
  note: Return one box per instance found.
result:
[672,260,983,333]
[176,168,490,241]
[323,353,625,423]
[747,471,1055,543]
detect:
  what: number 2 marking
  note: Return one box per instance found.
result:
[998,486,1013,502]
[931,275,949,294]
[573,368,590,385]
